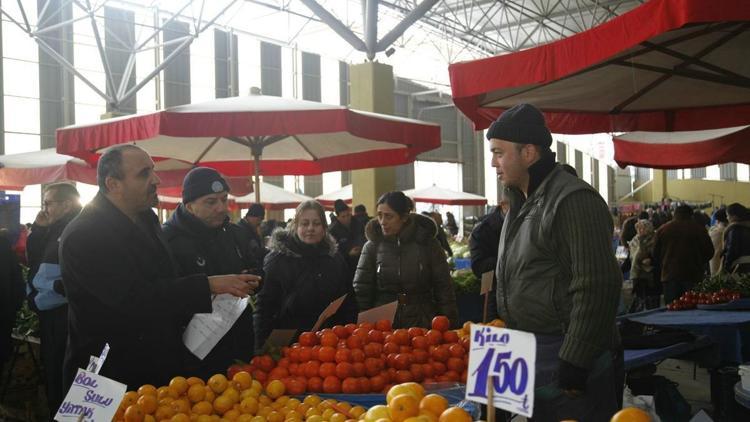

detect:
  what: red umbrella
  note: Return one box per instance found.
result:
[315,184,352,210]
[448,0,750,134]
[0,148,193,190]
[613,125,750,169]
[57,94,441,202]
[403,185,487,206]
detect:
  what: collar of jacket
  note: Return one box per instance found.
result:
[165,203,228,239]
[364,213,437,245]
[525,151,557,198]
[268,227,338,258]
[87,192,160,236]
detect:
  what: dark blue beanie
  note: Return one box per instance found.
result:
[182,167,230,203]
[485,103,552,148]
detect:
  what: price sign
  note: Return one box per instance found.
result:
[465,325,536,418]
[55,369,126,422]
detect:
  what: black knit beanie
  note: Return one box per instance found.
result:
[485,103,552,148]
[334,199,350,215]
[182,167,230,203]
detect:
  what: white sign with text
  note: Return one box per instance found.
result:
[55,369,126,422]
[465,325,536,418]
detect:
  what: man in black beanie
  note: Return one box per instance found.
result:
[328,199,365,278]
[488,104,622,420]
[162,166,261,378]
[237,203,268,275]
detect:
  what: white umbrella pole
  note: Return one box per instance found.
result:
[254,152,261,204]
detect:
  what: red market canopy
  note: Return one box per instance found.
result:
[315,184,352,209]
[57,94,441,203]
[613,125,750,169]
[403,185,487,206]
[448,0,750,134]
[0,148,192,190]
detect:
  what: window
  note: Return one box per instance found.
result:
[691,167,706,179]
[720,163,737,181]
[260,42,281,97]
[214,29,238,98]
[557,141,567,163]
[104,7,136,114]
[163,20,190,107]
[301,52,321,102]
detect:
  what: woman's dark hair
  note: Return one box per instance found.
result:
[715,208,728,224]
[727,203,750,221]
[377,191,414,217]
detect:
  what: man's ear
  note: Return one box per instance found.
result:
[104,176,120,194]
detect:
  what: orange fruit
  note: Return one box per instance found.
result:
[170,399,190,415]
[154,405,174,420]
[419,394,448,417]
[225,409,242,421]
[209,374,229,394]
[214,395,234,415]
[420,410,439,422]
[240,397,260,415]
[122,391,140,408]
[390,394,419,422]
[387,384,421,404]
[187,383,206,403]
[170,413,189,422]
[267,410,283,422]
[438,407,471,422]
[610,407,651,422]
[168,377,189,396]
[330,413,347,422]
[192,400,213,415]
[156,387,170,400]
[234,371,254,390]
[144,415,156,422]
[137,394,158,414]
[124,404,145,422]
[204,386,216,403]
[186,376,205,386]
[138,384,158,397]
[224,387,241,404]
[266,380,285,399]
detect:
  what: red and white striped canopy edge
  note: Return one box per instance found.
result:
[403,185,487,206]
[613,125,750,169]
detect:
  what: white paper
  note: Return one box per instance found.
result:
[480,271,494,295]
[55,369,126,422]
[311,294,348,332]
[465,325,536,418]
[183,294,248,360]
[357,301,398,324]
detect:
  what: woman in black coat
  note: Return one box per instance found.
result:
[254,200,357,348]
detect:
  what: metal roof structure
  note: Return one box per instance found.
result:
[0,0,645,107]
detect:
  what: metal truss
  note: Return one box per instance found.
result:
[0,0,238,112]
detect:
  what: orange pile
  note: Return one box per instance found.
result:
[115,372,366,422]
[233,317,469,394]
[364,383,472,422]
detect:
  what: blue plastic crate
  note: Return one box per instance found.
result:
[453,258,471,270]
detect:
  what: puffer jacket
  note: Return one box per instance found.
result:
[254,229,358,348]
[354,213,458,329]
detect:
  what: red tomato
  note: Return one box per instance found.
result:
[432,316,451,332]
[408,327,426,337]
[341,377,360,394]
[322,376,341,394]
[375,320,392,331]
[411,336,428,350]
[393,329,410,346]
[426,330,443,346]
[298,332,318,347]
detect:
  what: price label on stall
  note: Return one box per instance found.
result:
[465,325,536,418]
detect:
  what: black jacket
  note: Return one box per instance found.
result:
[60,193,212,389]
[236,218,268,275]
[26,210,80,312]
[1,235,24,363]
[469,207,503,320]
[328,217,365,276]
[255,229,357,348]
[723,221,750,273]
[162,205,256,377]
[354,213,459,328]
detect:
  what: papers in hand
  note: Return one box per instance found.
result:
[183,294,248,360]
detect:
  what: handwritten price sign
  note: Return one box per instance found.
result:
[55,369,126,422]
[465,325,536,418]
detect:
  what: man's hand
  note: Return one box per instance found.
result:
[349,246,362,257]
[34,211,50,227]
[208,274,261,298]
[557,359,588,396]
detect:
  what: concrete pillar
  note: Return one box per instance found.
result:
[652,169,668,201]
[349,61,396,214]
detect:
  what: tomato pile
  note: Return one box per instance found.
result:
[228,317,469,395]
[666,289,742,311]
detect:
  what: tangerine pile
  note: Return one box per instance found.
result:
[115,371,366,422]
[364,382,472,422]
[231,317,469,394]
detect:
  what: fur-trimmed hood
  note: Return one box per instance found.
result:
[268,227,339,258]
[365,213,438,244]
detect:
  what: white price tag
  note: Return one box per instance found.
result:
[465,325,536,418]
[480,271,494,295]
[55,369,126,422]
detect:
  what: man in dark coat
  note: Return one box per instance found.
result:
[654,204,714,302]
[488,104,622,420]
[328,199,364,276]
[25,183,81,417]
[352,204,370,236]
[59,145,257,390]
[236,203,268,275]
[468,205,505,321]
[162,167,260,378]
